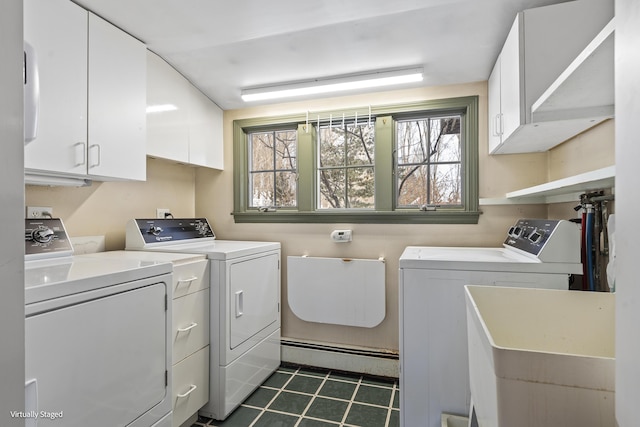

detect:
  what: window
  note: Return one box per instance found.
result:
[248,129,297,208]
[318,120,375,209]
[233,96,479,224]
[396,115,462,208]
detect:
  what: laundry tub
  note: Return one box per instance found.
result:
[465,285,615,427]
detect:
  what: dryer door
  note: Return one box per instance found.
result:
[229,252,279,349]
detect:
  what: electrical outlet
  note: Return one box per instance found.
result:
[27,206,53,218]
[156,208,171,219]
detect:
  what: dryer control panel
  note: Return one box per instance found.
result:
[503,218,580,263]
[127,218,215,247]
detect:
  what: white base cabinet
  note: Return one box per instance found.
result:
[24,0,146,182]
[147,51,224,170]
[170,259,210,427]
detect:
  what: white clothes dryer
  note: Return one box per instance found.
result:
[398,218,582,427]
[25,219,173,427]
[126,218,281,421]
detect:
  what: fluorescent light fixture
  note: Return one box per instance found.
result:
[146,104,178,114]
[25,174,92,187]
[241,68,424,102]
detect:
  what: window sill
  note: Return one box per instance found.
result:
[232,210,480,224]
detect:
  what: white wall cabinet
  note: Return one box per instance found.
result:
[24,0,146,183]
[147,51,224,170]
[489,0,614,154]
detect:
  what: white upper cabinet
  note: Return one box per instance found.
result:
[146,51,191,164]
[24,0,88,177]
[146,51,224,170]
[24,0,147,182]
[88,13,147,181]
[489,0,614,154]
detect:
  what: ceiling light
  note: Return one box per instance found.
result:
[241,68,424,102]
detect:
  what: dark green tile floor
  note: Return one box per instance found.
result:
[193,364,399,427]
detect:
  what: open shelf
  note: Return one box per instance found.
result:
[532,18,615,123]
[480,166,615,205]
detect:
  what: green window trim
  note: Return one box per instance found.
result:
[233,96,480,224]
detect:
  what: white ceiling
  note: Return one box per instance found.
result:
[73,0,569,110]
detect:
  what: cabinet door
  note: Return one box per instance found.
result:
[24,0,88,177]
[88,13,147,180]
[499,15,523,143]
[146,51,190,163]
[188,85,224,169]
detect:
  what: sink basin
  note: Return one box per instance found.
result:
[465,285,615,427]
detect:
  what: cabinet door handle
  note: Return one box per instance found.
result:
[177,322,198,333]
[177,384,197,398]
[494,114,503,136]
[25,379,38,427]
[177,276,198,286]
[89,144,101,168]
[235,290,244,317]
[74,142,86,166]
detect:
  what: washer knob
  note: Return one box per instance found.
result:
[148,226,163,236]
[32,227,54,243]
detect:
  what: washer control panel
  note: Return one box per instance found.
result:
[131,218,215,245]
[503,218,572,258]
[25,218,73,258]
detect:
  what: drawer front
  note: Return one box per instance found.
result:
[172,346,209,427]
[173,259,209,299]
[173,288,209,363]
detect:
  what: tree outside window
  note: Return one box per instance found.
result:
[317,121,375,209]
[248,129,297,208]
[396,115,462,208]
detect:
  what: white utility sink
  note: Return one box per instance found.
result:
[465,285,615,427]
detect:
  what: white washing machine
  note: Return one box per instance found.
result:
[398,219,582,427]
[126,218,281,421]
[25,219,173,427]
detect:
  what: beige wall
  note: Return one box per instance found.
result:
[25,158,196,250]
[195,82,553,352]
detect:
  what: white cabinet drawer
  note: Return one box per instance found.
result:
[172,346,209,427]
[173,288,209,363]
[173,259,209,299]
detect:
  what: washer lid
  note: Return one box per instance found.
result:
[399,246,581,274]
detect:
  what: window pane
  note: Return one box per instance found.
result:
[346,123,375,166]
[429,117,461,163]
[431,163,462,205]
[319,126,345,167]
[397,165,428,207]
[347,167,374,208]
[250,172,274,207]
[275,171,297,207]
[248,129,298,208]
[319,169,345,209]
[397,120,428,165]
[275,130,297,170]
[250,133,274,172]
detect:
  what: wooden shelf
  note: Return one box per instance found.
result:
[480,166,615,205]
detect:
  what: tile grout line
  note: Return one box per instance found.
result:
[246,366,300,427]
[293,370,330,426]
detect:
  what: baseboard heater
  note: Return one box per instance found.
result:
[281,338,399,378]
